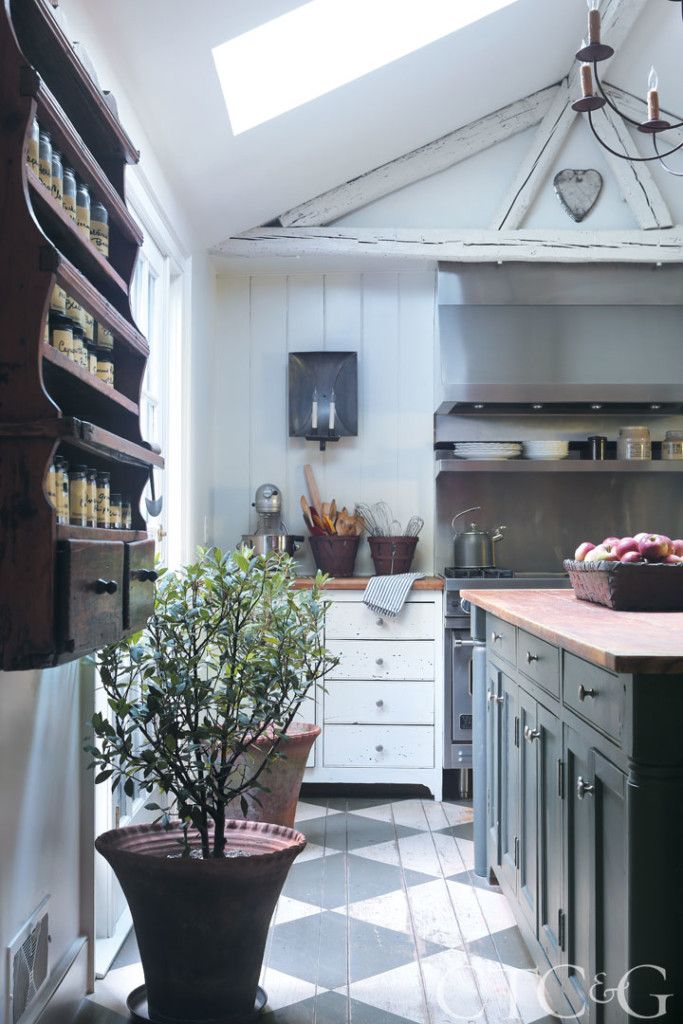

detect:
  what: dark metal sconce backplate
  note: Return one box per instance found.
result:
[288,351,358,450]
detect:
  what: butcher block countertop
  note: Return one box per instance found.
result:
[294,576,444,591]
[461,588,683,674]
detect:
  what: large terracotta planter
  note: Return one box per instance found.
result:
[96,819,306,1024]
[226,722,320,829]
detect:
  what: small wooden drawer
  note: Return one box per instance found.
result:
[324,681,434,725]
[563,653,625,743]
[125,538,157,631]
[326,640,434,681]
[325,600,435,641]
[488,614,516,666]
[518,629,560,698]
[324,724,434,768]
[56,539,124,654]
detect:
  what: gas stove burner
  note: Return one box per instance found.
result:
[444,567,514,579]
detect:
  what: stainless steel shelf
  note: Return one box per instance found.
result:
[436,459,683,475]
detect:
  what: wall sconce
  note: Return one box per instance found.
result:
[288,352,358,451]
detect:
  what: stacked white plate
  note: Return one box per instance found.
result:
[523,440,569,460]
[453,441,522,461]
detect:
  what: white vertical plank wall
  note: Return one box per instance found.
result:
[211,270,437,574]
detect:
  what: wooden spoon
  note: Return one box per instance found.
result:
[300,494,314,530]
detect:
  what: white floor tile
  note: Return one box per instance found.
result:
[441,802,475,826]
[296,841,327,862]
[444,879,491,944]
[260,966,322,1009]
[405,879,465,948]
[272,895,323,926]
[344,888,412,935]
[351,839,402,867]
[295,801,343,822]
[420,948,487,1024]
[390,799,432,830]
[431,831,467,877]
[345,960,428,1023]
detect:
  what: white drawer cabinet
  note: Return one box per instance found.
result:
[303,588,443,799]
[326,640,434,681]
[324,680,434,725]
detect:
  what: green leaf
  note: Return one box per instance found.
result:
[123,778,135,797]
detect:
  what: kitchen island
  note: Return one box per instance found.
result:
[463,588,683,1023]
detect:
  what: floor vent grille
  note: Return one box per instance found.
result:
[7,898,50,1024]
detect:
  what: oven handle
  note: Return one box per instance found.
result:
[452,637,485,696]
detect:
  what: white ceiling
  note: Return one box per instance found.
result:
[68,1,677,250]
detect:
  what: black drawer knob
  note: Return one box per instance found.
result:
[578,685,597,702]
[134,569,159,583]
[95,578,118,595]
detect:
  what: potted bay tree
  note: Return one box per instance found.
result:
[88,547,336,1024]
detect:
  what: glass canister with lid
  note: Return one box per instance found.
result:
[63,167,77,221]
[617,426,651,461]
[76,182,91,237]
[50,312,73,357]
[51,150,64,204]
[662,431,683,461]
[69,466,88,526]
[38,130,52,190]
[27,118,39,174]
[96,471,111,528]
[90,202,109,257]
[86,468,98,527]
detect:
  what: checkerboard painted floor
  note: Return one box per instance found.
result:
[79,798,556,1024]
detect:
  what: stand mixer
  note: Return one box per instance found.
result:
[241,483,304,557]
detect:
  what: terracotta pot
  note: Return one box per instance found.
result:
[96,819,305,1024]
[225,722,320,829]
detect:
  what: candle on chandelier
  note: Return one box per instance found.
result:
[587,0,601,45]
[580,42,593,97]
[648,66,660,121]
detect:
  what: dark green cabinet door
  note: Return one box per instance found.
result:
[590,751,627,1023]
[563,723,593,1019]
[499,670,519,895]
[538,702,563,970]
[486,663,502,873]
[518,687,538,932]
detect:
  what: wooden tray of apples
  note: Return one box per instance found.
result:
[564,534,683,611]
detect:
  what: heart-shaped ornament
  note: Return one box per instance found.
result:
[553,169,603,222]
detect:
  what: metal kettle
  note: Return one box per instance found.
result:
[451,507,506,568]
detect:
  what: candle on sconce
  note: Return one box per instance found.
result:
[580,41,593,96]
[648,66,660,121]
[329,390,336,432]
[311,388,319,430]
[587,0,600,45]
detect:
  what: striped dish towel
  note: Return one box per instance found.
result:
[362,573,425,618]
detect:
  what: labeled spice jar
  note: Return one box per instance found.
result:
[90,201,109,257]
[50,149,64,203]
[63,167,77,220]
[86,468,98,527]
[96,349,114,387]
[50,312,73,357]
[617,426,651,461]
[662,431,683,461]
[97,323,114,350]
[96,471,110,528]
[65,293,84,328]
[50,283,67,313]
[43,317,49,345]
[27,118,39,174]
[86,342,98,375]
[71,323,86,367]
[38,130,52,190]
[83,308,95,342]
[122,495,132,530]
[76,182,91,237]
[110,493,123,530]
[45,461,57,510]
[55,457,69,524]
[69,466,88,526]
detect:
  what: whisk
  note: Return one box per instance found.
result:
[355,502,424,538]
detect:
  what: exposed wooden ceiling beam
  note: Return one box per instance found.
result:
[277,85,559,228]
[212,226,683,264]
[490,0,649,230]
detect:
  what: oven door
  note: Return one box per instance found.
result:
[451,631,478,744]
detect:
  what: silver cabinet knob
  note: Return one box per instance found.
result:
[375,744,384,752]
[376,617,385,627]
[578,685,597,702]
[524,725,541,743]
[375,657,384,666]
[491,631,502,643]
[577,776,595,800]
[526,651,539,664]
[487,690,504,705]
[376,699,384,708]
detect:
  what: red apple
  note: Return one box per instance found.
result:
[620,551,645,564]
[666,554,683,564]
[574,542,596,562]
[673,540,683,557]
[638,534,672,562]
[586,545,618,562]
[634,532,649,544]
[602,536,620,549]
[615,537,639,559]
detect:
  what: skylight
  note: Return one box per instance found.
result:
[213,0,519,135]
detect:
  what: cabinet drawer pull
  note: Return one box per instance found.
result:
[95,578,118,595]
[526,651,539,664]
[375,744,384,752]
[524,725,541,743]
[133,568,158,583]
[487,690,504,705]
[375,657,384,666]
[491,631,502,643]
[577,776,595,800]
[578,685,597,702]
[376,699,384,708]
[376,617,385,627]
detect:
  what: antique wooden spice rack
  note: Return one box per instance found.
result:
[0,0,163,669]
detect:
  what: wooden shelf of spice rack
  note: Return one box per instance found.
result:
[0,0,162,670]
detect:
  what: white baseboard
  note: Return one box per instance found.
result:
[94,908,133,979]
[34,937,88,1024]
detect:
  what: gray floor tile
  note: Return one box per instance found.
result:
[348,916,444,983]
[434,821,474,841]
[301,813,419,851]
[349,995,423,1024]
[347,854,434,904]
[269,910,348,988]
[468,924,536,970]
[447,868,499,892]
[282,851,346,909]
